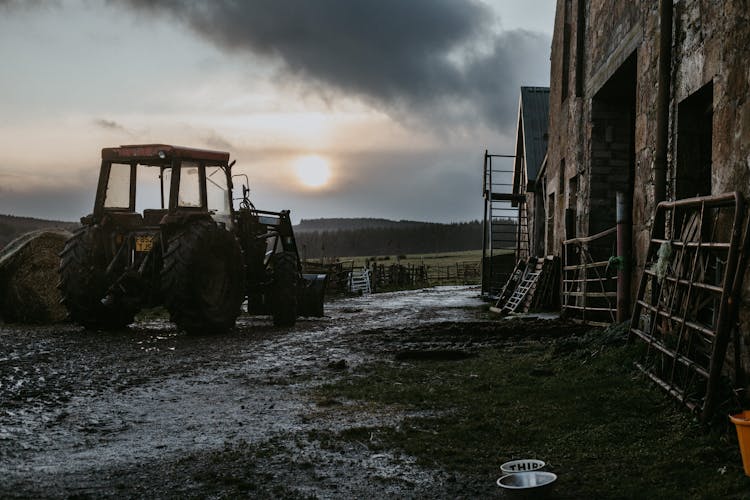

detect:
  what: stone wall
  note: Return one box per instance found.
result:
[547,0,750,382]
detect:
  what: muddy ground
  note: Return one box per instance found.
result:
[1,286,527,498]
[3,286,747,499]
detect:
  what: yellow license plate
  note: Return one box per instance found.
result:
[135,235,154,252]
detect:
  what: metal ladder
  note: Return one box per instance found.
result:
[502,271,540,314]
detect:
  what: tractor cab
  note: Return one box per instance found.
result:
[91,144,233,228]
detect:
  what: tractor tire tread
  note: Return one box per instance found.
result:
[161,219,244,334]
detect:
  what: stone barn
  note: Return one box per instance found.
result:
[544,0,750,417]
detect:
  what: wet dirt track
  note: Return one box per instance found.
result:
[1,286,511,498]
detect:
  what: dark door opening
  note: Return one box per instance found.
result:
[589,52,637,236]
[676,82,713,199]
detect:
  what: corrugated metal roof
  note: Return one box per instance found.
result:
[518,87,550,185]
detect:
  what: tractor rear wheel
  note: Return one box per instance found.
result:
[58,226,135,329]
[271,251,298,327]
[161,219,245,334]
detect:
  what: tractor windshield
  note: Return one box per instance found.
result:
[178,162,201,208]
[161,167,171,209]
[135,165,165,212]
[207,166,230,215]
[104,164,131,209]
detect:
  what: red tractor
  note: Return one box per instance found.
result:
[58,144,325,333]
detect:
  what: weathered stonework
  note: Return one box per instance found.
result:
[545,0,750,384]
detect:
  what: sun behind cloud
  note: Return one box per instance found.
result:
[293,155,331,188]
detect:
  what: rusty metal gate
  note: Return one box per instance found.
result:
[562,226,618,326]
[628,192,749,420]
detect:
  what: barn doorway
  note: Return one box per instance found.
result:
[589,52,637,236]
[676,82,713,199]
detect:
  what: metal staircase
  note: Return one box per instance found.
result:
[481,150,529,297]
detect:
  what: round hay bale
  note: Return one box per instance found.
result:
[0,229,73,323]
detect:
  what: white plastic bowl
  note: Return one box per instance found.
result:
[496,471,557,490]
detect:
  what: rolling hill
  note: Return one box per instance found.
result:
[0,215,78,248]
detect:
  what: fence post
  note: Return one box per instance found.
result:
[582,243,587,324]
[616,191,632,323]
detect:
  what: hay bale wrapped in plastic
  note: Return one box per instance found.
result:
[0,229,72,323]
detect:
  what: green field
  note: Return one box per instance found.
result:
[307,249,521,269]
[335,249,485,268]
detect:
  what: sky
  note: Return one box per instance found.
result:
[0,0,555,224]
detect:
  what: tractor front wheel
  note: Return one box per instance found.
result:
[161,220,245,334]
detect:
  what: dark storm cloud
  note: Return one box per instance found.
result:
[117,0,550,132]
[94,118,126,131]
[202,131,233,151]
[467,30,551,129]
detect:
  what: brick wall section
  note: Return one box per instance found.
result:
[589,105,633,235]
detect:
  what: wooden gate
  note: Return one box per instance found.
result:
[562,227,618,326]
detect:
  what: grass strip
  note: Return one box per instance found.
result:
[317,328,750,498]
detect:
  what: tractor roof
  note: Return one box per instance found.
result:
[101,144,230,165]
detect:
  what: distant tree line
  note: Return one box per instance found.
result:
[295,218,429,232]
[296,220,487,258]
